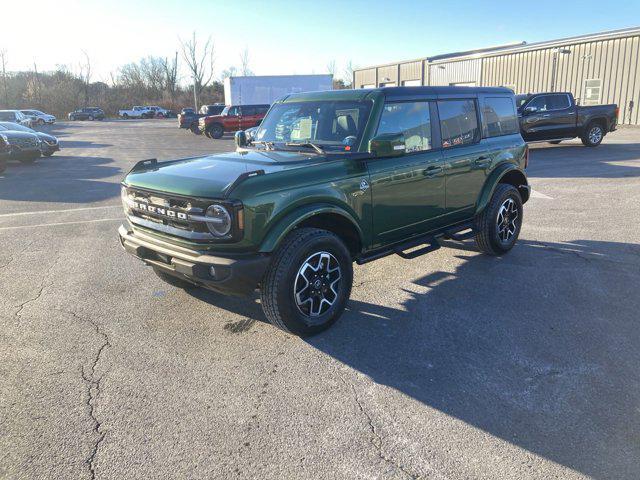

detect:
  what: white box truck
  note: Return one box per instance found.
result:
[223,75,333,105]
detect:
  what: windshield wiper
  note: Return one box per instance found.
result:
[285,142,324,154]
[251,140,275,151]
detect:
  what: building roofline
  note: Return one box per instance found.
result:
[354,26,640,72]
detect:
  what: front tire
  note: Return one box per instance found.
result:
[37,119,44,126]
[19,154,40,165]
[261,228,353,336]
[43,152,55,157]
[88,115,94,121]
[474,184,523,256]
[209,124,224,139]
[190,122,201,135]
[581,122,604,147]
[0,158,6,173]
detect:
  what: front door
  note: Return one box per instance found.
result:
[368,100,446,247]
[437,99,487,221]
[520,94,574,141]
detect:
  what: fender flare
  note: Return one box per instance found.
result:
[259,203,364,253]
[477,164,529,214]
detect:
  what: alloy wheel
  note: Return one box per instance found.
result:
[496,198,519,243]
[589,126,603,144]
[293,251,342,319]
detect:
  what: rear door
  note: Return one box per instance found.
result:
[368,99,446,246]
[438,97,487,221]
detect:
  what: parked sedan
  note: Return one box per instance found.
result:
[20,109,56,125]
[0,110,33,127]
[0,122,60,156]
[0,124,41,163]
[68,107,105,121]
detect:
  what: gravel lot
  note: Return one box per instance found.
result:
[1,119,639,480]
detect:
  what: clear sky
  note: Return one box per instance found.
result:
[1,0,639,84]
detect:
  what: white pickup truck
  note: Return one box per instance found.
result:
[118,106,152,119]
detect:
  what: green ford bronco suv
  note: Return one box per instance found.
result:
[119,86,530,335]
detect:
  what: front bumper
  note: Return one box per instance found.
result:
[118,224,270,295]
[41,143,60,155]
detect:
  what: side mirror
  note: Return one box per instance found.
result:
[524,106,538,114]
[234,130,248,148]
[368,132,406,157]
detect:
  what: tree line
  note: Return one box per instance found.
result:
[0,35,354,118]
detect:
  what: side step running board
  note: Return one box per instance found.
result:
[394,238,441,259]
[443,223,476,241]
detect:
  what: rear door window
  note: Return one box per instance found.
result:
[437,100,480,148]
[241,106,256,116]
[376,102,432,152]
[482,97,519,137]
[547,94,571,110]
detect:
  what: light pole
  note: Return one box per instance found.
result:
[550,48,571,92]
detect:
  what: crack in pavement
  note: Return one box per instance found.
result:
[14,281,52,320]
[338,373,421,479]
[69,310,111,480]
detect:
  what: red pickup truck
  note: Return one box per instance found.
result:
[198,104,270,139]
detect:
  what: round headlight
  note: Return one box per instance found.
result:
[205,204,232,237]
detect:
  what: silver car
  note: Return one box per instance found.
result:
[20,109,56,125]
[0,110,32,128]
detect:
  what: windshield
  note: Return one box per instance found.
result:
[515,95,530,109]
[254,100,372,150]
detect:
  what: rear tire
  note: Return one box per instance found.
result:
[581,122,604,147]
[88,115,94,121]
[122,113,129,119]
[474,184,523,256]
[153,268,196,289]
[260,228,353,336]
[43,152,55,157]
[209,123,224,139]
[0,158,6,174]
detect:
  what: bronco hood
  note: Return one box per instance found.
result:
[124,149,322,198]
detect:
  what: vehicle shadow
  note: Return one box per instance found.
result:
[60,140,113,149]
[0,155,121,203]
[188,238,640,479]
[528,142,640,178]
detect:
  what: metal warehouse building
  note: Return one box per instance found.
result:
[353,27,640,125]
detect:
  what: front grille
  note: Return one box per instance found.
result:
[124,188,215,240]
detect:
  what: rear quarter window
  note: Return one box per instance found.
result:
[482,97,519,137]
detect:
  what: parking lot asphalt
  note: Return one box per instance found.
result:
[1,119,639,480]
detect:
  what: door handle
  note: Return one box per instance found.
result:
[541,114,551,118]
[424,165,443,177]
[475,156,491,167]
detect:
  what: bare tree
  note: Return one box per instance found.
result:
[162,51,179,100]
[0,50,8,107]
[326,59,336,78]
[179,32,215,109]
[343,60,354,87]
[78,50,91,105]
[239,47,253,76]
[221,66,237,80]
